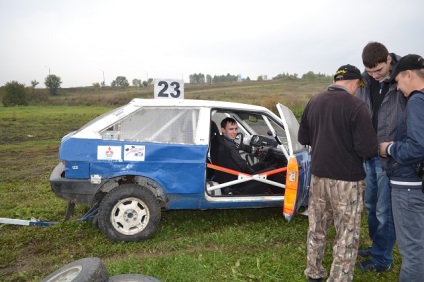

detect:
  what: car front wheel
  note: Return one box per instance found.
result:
[98,184,161,242]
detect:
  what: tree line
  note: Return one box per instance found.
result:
[1,71,332,106]
[188,71,332,84]
[0,74,154,106]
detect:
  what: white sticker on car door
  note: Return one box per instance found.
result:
[97,146,122,161]
[124,145,146,161]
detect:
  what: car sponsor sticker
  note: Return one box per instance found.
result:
[97,146,122,161]
[124,145,145,161]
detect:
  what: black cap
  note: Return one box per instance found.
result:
[390,54,424,81]
[334,64,365,86]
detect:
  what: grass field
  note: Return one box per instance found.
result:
[0,80,401,281]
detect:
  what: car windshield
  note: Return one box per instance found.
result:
[212,110,286,138]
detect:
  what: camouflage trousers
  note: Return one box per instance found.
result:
[304,175,365,282]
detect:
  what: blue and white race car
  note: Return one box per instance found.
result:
[50,98,311,242]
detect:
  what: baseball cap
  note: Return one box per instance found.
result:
[390,54,424,81]
[334,64,366,86]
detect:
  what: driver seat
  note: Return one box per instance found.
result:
[209,121,221,165]
[207,121,222,194]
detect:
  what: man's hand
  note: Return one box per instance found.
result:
[379,142,392,157]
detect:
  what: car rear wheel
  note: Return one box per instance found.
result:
[98,184,161,242]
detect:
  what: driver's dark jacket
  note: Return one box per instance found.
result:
[214,135,254,184]
[298,84,378,181]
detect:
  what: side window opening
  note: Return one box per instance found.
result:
[100,107,200,144]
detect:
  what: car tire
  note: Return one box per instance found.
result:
[41,257,108,282]
[108,274,161,281]
[98,184,161,242]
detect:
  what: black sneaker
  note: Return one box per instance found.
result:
[357,247,372,258]
[308,277,323,282]
[356,259,390,272]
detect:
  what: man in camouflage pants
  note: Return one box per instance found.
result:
[307,177,365,281]
[298,64,378,282]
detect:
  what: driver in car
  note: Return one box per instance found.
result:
[214,117,284,195]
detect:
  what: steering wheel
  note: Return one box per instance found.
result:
[235,132,256,166]
[235,132,244,149]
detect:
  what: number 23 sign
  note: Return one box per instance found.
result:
[154,79,184,99]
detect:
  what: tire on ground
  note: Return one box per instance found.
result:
[109,274,161,282]
[41,257,108,282]
[97,184,161,242]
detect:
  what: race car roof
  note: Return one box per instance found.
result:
[70,99,275,140]
[129,98,268,112]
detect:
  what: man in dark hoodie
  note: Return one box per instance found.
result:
[379,54,424,282]
[355,42,406,272]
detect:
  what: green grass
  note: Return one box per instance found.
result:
[0,82,401,281]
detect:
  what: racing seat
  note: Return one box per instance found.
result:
[207,121,222,195]
[209,121,221,165]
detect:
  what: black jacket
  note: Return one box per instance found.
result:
[214,136,254,184]
[298,84,378,181]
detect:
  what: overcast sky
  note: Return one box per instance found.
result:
[1,0,423,88]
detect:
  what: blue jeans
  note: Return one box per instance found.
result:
[392,187,424,282]
[363,156,395,267]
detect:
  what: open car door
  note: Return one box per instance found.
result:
[276,103,311,221]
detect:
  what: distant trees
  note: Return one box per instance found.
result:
[132,78,142,87]
[189,73,205,84]
[2,81,28,106]
[186,71,331,84]
[213,73,238,83]
[142,78,153,87]
[109,76,154,88]
[301,71,330,80]
[272,72,299,80]
[189,73,244,84]
[272,71,331,81]
[31,80,39,88]
[111,76,129,88]
[45,74,62,96]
